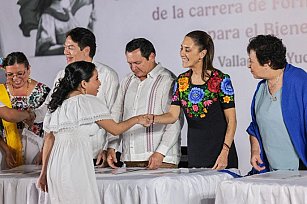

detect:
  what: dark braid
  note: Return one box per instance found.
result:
[48,61,96,113]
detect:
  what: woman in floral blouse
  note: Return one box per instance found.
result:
[1,52,50,166]
[151,30,238,169]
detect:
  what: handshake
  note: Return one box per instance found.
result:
[23,109,36,127]
[137,114,155,127]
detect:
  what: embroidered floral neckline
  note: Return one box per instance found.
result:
[172,69,235,118]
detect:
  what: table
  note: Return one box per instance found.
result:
[215,170,307,204]
[0,165,48,204]
[0,165,239,204]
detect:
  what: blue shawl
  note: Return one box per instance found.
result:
[247,63,307,174]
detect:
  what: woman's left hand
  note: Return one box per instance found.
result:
[212,149,229,170]
[37,173,48,192]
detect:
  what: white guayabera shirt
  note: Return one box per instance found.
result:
[108,63,183,164]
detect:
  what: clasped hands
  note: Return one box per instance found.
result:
[137,114,155,127]
[23,109,35,126]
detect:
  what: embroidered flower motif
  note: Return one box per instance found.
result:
[203,108,208,113]
[188,87,204,104]
[178,77,189,92]
[192,104,199,112]
[203,100,213,107]
[221,77,234,95]
[223,96,231,103]
[172,95,178,101]
[174,70,234,119]
[181,100,187,106]
[213,70,218,77]
[207,74,222,93]
[31,125,39,135]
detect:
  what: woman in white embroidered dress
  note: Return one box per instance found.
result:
[37,61,149,204]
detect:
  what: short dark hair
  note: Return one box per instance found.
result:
[125,38,156,60]
[247,34,287,70]
[66,27,96,58]
[3,52,30,69]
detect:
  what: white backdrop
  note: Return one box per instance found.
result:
[1,0,307,174]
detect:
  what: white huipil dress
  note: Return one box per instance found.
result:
[43,94,112,204]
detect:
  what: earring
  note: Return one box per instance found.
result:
[28,76,32,84]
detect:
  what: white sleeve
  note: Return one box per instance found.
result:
[34,70,64,123]
[102,68,119,110]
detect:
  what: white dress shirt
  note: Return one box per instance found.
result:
[108,63,183,164]
[34,61,119,158]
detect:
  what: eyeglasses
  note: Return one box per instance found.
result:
[6,70,27,78]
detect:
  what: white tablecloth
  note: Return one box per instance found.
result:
[0,165,239,204]
[215,170,307,204]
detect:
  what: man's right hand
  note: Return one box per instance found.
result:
[95,150,108,168]
[23,109,35,126]
[107,148,118,169]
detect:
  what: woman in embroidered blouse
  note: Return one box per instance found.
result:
[247,35,307,174]
[36,61,149,203]
[150,30,238,169]
[1,52,50,166]
[3,52,50,136]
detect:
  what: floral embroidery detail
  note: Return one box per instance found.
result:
[181,100,187,106]
[221,77,234,95]
[207,71,222,93]
[188,87,204,104]
[7,82,50,137]
[223,96,231,103]
[172,95,178,101]
[203,108,208,113]
[172,69,235,118]
[178,77,189,92]
[200,114,206,118]
[203,100,213,107]
[192,104,199,112]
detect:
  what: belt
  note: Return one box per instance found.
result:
[124,161,177,168]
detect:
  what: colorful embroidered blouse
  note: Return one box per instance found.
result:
[8,82,50,137]
[171,69,235,119]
